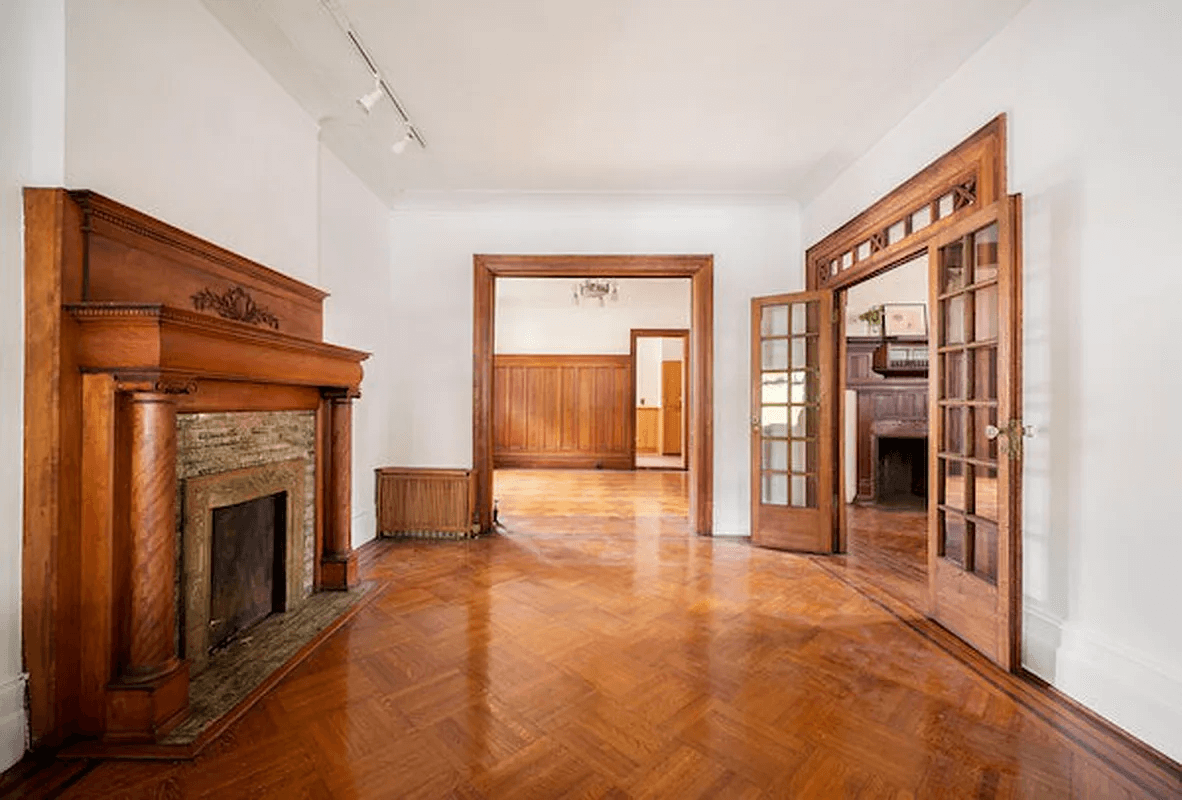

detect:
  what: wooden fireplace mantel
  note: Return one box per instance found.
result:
[66,302,366,389]
[23,189,369,750]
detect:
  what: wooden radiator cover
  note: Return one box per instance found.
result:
[376,468,475,536]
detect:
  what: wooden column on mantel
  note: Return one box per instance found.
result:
[23,188,369,749]
[319,391,358,589]
[105,389,189,741]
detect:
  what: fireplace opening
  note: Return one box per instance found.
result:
[876,437,928,510]
[209,491,287,652]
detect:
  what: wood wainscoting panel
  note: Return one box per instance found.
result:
[494,355,632,470]
[376,468,475,536]
[635,407,659,453]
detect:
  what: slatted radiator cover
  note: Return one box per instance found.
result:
[375,468,476,537]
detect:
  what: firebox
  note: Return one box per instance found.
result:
[182,457,309,675]
[875,436,928,508]
[209,492,287,652]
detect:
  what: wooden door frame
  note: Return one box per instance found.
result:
[474,255,713,534]
[802,114,1023,669]
[628,328,690,470]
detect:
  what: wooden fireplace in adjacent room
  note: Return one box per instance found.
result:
[22,189,369,750]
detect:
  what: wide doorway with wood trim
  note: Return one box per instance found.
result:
[473,256,714,535]
[750,116,1027,672]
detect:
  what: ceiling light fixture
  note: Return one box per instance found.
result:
[356,79,383,114]
[391,131,413,155]
[572,279,619,307]
[320,0,427,151]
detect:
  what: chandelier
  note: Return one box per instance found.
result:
[572,278,619,307]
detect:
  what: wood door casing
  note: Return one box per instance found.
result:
[750,291,836,553]
[926,197,1021,670]
[660,359,682,456]
[475,257,711,535]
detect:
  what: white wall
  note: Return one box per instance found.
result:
[495,278,690,354]
[64,0,320,282]
[844,254,928,337]
[388,196,801,535]
[62,0,394,547]
[317,146,397,547]
[635,338,663,407]
[0,0,66,772]
[803,0,1182,761]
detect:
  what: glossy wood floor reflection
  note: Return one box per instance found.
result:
[45,470,1176,798]
[828,504,928,611]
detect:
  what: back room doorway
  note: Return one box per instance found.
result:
[840,252,931,609]
[485,270,699,531]
[631,329,689,471]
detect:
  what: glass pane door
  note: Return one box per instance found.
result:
[927,198,1018,671]
[751,291,834,553]
[936,222,1000,582]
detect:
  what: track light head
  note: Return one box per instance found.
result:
[391,131,413,155]
[356,81,383,114]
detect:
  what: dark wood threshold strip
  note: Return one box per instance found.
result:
[0,748,97,800]
[808,556,1182,798]
[58,580,387,762]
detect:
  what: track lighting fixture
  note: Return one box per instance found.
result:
[321,0,427,150]
[356,79,383,114]
[391,131,413,155]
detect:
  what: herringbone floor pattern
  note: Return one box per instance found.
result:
[47,470,1172,798]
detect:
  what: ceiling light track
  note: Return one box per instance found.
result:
[319,0,426,151]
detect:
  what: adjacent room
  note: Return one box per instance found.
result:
[838,254,931,608]
[491,276,692,529]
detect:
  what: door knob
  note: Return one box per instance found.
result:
[985,424,1001,440]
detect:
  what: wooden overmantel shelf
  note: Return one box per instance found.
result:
[66,302,368,390]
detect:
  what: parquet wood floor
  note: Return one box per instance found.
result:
[828,504,928,612]
[634,454,684,470]
[13,470,1179,798]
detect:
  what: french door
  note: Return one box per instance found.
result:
[926,197,1022,669]
[749,291,835,552]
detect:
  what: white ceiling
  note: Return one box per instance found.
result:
[203,0,1030,206]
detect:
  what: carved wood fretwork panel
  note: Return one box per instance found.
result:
[806,116,1006,292]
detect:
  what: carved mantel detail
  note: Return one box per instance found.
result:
[191,286,280,330]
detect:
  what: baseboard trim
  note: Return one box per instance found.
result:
[0,712,25,775]
[0,674,27,772]
[494,453,632,470]
[809,557,1182,798]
